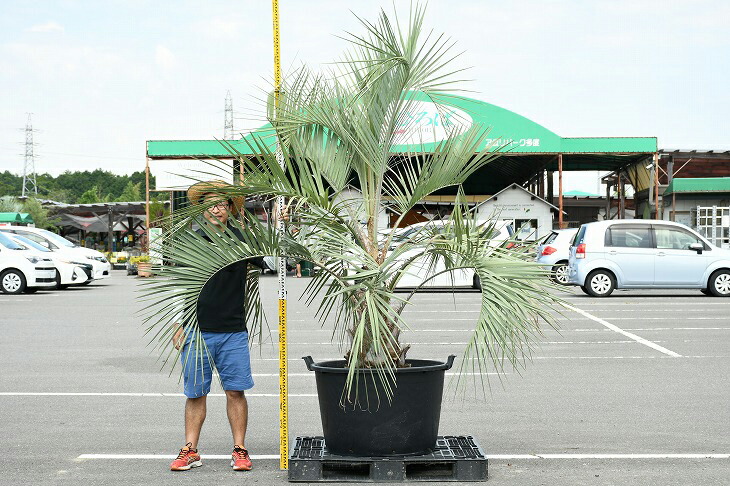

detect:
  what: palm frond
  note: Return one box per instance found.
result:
[141,2,566,402]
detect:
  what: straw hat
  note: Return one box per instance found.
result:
[187,180,244,216]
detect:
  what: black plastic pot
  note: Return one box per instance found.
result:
[303,355,455,457]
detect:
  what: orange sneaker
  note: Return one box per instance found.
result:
[231,445,252,471]
[170,443,202,471]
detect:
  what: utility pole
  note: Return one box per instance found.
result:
[22,113,38,197]
[224,91,234,140]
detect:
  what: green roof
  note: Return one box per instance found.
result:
[147,92,656,158]
[0,212,33,224]
[664,177,730,196]
[563,190,601,197]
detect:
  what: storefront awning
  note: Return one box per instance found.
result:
[0,212,33,224]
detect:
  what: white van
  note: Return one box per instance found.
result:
[0,226,111,282]
[391,220,514,289]
[568,219,730,297]
[0,231,57,294]
[7,233,90,289]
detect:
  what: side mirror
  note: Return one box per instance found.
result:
[689,242,703,254]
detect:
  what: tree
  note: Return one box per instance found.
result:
[22,198,57,230]
[0,171,22,197]
[0,170,155,203]
[77,186,103,204]
[117,181,142,202]
[141,4,563,399]
[0,195,22,212]
[149,195,170,227]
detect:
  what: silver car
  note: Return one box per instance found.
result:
[536,228,578,284]
[568,220,730,297]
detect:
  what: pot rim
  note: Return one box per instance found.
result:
[302,355,455,373]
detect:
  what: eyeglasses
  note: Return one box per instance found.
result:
[208,202,230,210]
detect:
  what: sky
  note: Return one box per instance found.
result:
[1,0,728,193]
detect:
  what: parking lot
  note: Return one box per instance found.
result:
[1,271,729,485]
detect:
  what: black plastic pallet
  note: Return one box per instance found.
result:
[288,436,488,482]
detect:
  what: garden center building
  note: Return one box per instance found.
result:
[146,92,659,235]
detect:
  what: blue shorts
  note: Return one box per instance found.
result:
[180,331,254,398]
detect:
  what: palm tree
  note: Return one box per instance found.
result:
[140,3,562,399]
[0,196,23,213]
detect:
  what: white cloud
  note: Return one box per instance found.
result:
[26,21,64,33]
[155,45,177,70]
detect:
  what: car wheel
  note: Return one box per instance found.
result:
[700,288,713,296]
[1,269,27,294]
[580,285,591,295]
[54,271,69,290]
[585,270,615,297]
[708,270,730,297]
[80,280,93,286]
[552,263,570,285]
[472,274,482,291]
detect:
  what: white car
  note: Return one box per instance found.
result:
[0,226,111,282]
[568,219,730,297]
[7,234,90,289]
[536,228,578,285]
[0,231,57,294]
[391,220,514,289]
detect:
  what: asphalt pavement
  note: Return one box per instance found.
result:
[1,270,729,485]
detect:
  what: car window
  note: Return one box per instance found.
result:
[36,229,76,248]
[654,226,704,250]
[606,226,653,248]
[0,231,25,250]
[15,231,53,249]
[543,232,559,244]
[572,226,587,246]
[11,234,52,252]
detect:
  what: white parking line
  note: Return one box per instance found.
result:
[571,328,730,332]
[585,317,728,321]
[77,453,729,460]
[78,454,280,460]
[561,303,682,357]
[490,454,730,459]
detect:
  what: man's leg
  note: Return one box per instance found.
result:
[178,332,213,448]
[226,390,248,446]
[215,332,255,471]
[185,396,207,449]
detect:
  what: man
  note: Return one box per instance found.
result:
[169,181,266,472]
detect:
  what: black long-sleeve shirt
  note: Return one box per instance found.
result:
[194,226,266,333]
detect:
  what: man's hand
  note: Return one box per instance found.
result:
[172,326,185,350]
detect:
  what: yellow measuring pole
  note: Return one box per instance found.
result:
[272,0,289,471]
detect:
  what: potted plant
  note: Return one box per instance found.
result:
[131,255,152,277]
[141,3,562,458]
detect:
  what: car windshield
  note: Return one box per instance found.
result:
[543,232,559,244]
[11,234,51,252]
[0,231,25,250]
[35,229,76,248]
